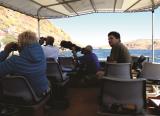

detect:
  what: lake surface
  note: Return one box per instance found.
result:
[59,49,160,63]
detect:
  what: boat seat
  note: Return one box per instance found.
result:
[99,77,146,114]
[139,62,160,97]
[46,60,69,84]
[46,60,69,104]
[58,57,75,72]
[0,75,50,116]
[105,63,132,79]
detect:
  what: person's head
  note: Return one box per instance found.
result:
[83,45,93,54]
[108,31,121,47]
[18,31,38,48]
[39,37,46,45]
[46,36,54,46]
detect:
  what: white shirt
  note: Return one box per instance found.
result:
[42,45,59,61]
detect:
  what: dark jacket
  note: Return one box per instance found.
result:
[110,43,131,63]
[79,52,100,74]
[0,43,49,96]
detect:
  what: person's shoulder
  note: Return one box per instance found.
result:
[48,45,59,49]
[53,46,59,50]
[118,42,124,46]
[91,52,97,56]
[118,43,128,49]
[90,52,98,58]
[118,43,130,54]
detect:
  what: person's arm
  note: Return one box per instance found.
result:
[0,42,17,76]
[78,55,86,70]
[0,51,9,61]
[0,57,15,76]
[108,47,119,63]
[0,42,17,62]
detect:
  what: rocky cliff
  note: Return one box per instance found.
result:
[125,39,160,50]
[99,39,160,50]
[0,6,71,46]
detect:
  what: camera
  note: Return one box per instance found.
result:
[11,43,19,51]
[60,40,82,52]
[39,37,46,45]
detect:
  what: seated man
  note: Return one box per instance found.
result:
[96,31,131,78]
[0,31,49,97]
[41,36,59,61]
[78,45,100,75]
[70,45,100,86]
[107,31,131,63]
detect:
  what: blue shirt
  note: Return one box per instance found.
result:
[0,43,49,96]
[79,52,100,74]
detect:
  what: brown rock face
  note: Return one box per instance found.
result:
[0,6,71,45]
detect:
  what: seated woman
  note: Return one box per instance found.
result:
[0,31,49,97]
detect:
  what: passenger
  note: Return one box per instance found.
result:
[96,31,131,78]
[41,36,59,61]
[0,31,49,97]
[107,31,131,63]
[79,45,100,75]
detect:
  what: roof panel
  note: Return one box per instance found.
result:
[115,0,124,9]
[68,0,93,13]
[48,5,72,16]
[0,0,41,17]
[129,0,153,11]
[95,0,115,10]
[0,0,159,19]
[38,7,67,18]
[121,0,140,11]
[33,0,58,6]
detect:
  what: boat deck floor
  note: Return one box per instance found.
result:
[48,88,98,116]
[48,88,160,116]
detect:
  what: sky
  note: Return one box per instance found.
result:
[51,8,160,47]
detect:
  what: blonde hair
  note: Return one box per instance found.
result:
[18,31,38,47]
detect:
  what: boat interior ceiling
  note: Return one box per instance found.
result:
[0,0,160,19]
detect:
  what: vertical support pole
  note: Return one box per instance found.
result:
[151,10,154,62]
[38,18,40,39]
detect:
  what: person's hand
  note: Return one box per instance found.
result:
[96,71,105,79]
[107,57,117,63]
[4,42,18,54]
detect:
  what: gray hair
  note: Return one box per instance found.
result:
[85,45,93,52]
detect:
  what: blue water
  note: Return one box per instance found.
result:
[59,49,160,63]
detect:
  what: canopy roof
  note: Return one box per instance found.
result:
[0,0,160,19]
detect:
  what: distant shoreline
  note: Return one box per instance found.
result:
[95,48,160,50]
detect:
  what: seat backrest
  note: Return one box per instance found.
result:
[105,63,132,79]
[100,77,146,113]
[141,62,160,80]
[46,58,56,62]
[0,75,39,103]
[46,61,63,82]
[58,57,75,69]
